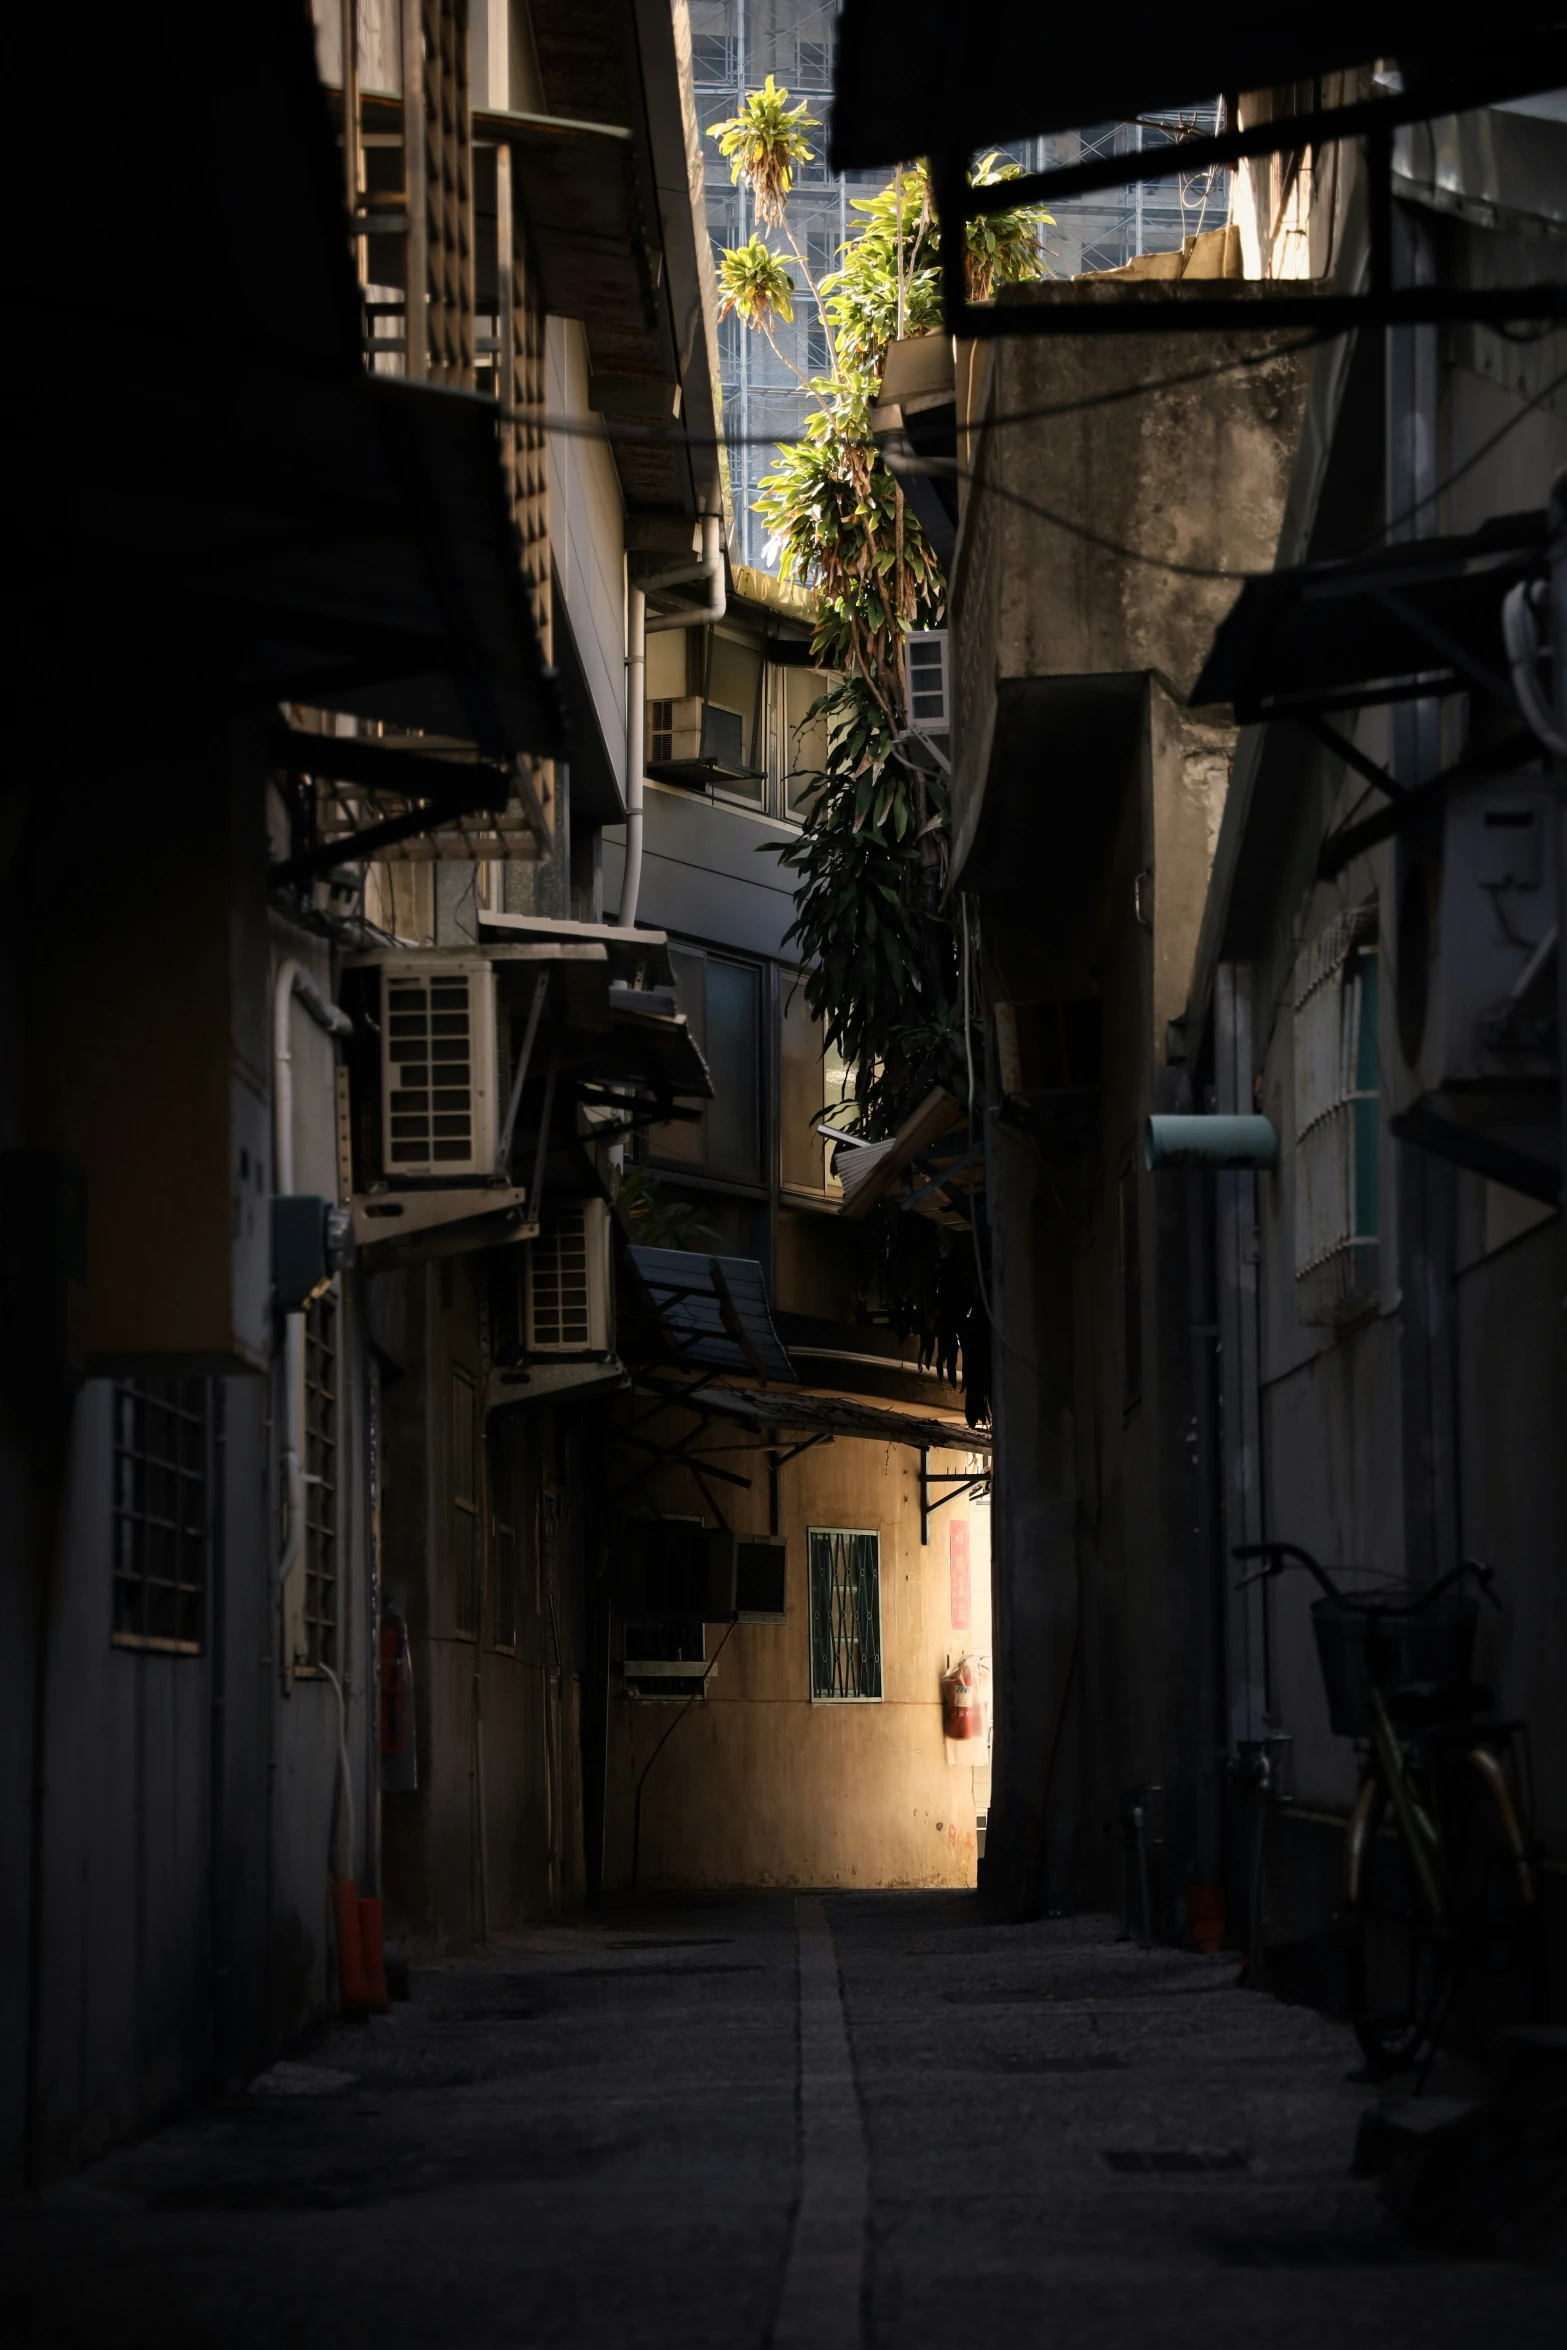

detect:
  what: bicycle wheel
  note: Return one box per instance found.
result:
[1442,1749,1541,2063]
[1347,1780,1446,2071]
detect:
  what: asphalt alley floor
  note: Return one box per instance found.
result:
[5,1896,1564,2349]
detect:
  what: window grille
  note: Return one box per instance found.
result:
[649,697,676,764]
[303,1289,338,1673]
[452,1365,480,1635]
[112,1378,210,1653]
[809,1530,882,1701]
[1294,907,1380,1326]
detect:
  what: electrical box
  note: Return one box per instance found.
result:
[525,1198,613,1354]
[0,1149,87,1422]
[1397,778,1560,1103]
[21,732,273,1372]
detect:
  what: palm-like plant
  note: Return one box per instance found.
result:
[716,237,796,331]
[709,75,818,227]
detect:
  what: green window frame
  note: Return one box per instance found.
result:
[808,1528,882,1702]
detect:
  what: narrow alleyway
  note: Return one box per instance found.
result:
[6,1898,1562,2348]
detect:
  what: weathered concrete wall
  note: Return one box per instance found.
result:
[381,1257,586,1948]
[602,1428,990,1891]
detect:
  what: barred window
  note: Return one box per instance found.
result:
[112,1378,210,1653]
[303,1290,338,1673]
[808,1529,882,1701]
[452,1366,480,1636]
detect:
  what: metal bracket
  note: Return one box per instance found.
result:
[918,1444,990,1546]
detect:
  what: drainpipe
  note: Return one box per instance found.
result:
[272,961,354,1657]
[615,514,726,929]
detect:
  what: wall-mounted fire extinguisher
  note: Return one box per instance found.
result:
[380,1589,417,1793]
[941,1653,989,1742]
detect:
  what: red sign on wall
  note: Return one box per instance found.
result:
[949,1520,971,1630]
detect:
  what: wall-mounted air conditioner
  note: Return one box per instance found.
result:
[905,630,951,733]
[1397,779,1559,1103]
[379,957,497,1177]
[646,695,760,786]
[340,952,532,1251]
[525,1198,613,1354]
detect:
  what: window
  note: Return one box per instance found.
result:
[780,974,851,1196]
[451,1365,480,1635]
[809,1529,882,1701]
[302,1289,338,1673]
[112,1378,210,1653]
[1119,1161,1142,1412]
[783,667,830,817]
[1294,909,1380,1325]
[650,945,762,1182]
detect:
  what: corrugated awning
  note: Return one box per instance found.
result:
[837,1089,982,1231]
[627,1251,795,1382]
[1190,510,1547,722]
[636,1374,991,1457]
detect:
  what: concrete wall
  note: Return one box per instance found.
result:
[548,315,628,800]
[380,1255,586,1947]
[602,1422,991,1891]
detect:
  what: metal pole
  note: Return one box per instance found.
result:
[400,0,427,382]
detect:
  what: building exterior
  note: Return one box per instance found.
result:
[924,49,1565,1991]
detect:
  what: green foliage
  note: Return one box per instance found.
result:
[717,103,1047,1422]
[717,237,796,330]
[708,75,818,226]
[616,1165,718,1252]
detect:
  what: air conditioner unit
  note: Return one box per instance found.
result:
[379,956,497,1177]
[340,952,533,1250]
[1397,779,1559,1104]
[646,696,760,785]
[525,1198,613,1354]
[905,629,950,733]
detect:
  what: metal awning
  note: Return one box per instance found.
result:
[837,1089,982,1231]
[636,1374,991,1458]
[1190,509,1548,723]
[480,912,678,990]
[627,1252,796,1382]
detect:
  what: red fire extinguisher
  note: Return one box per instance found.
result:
[941,1654,987,1741]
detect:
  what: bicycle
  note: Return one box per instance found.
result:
[1233,1542,1540,2073]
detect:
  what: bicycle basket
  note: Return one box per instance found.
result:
[1309,1596,1479,1738]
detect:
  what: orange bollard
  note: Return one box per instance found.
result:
[1186,1881,1227,1954]
[358,1895,390,2013]
[331,1877,371,2013]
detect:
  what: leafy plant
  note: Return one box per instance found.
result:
[616,1165,718,1253]
[714,102,1048,1420]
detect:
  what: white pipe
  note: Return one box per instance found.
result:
[616,516,726,929]
[617,583,647,931]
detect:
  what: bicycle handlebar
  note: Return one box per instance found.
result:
[1231,1542,1501,1614]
